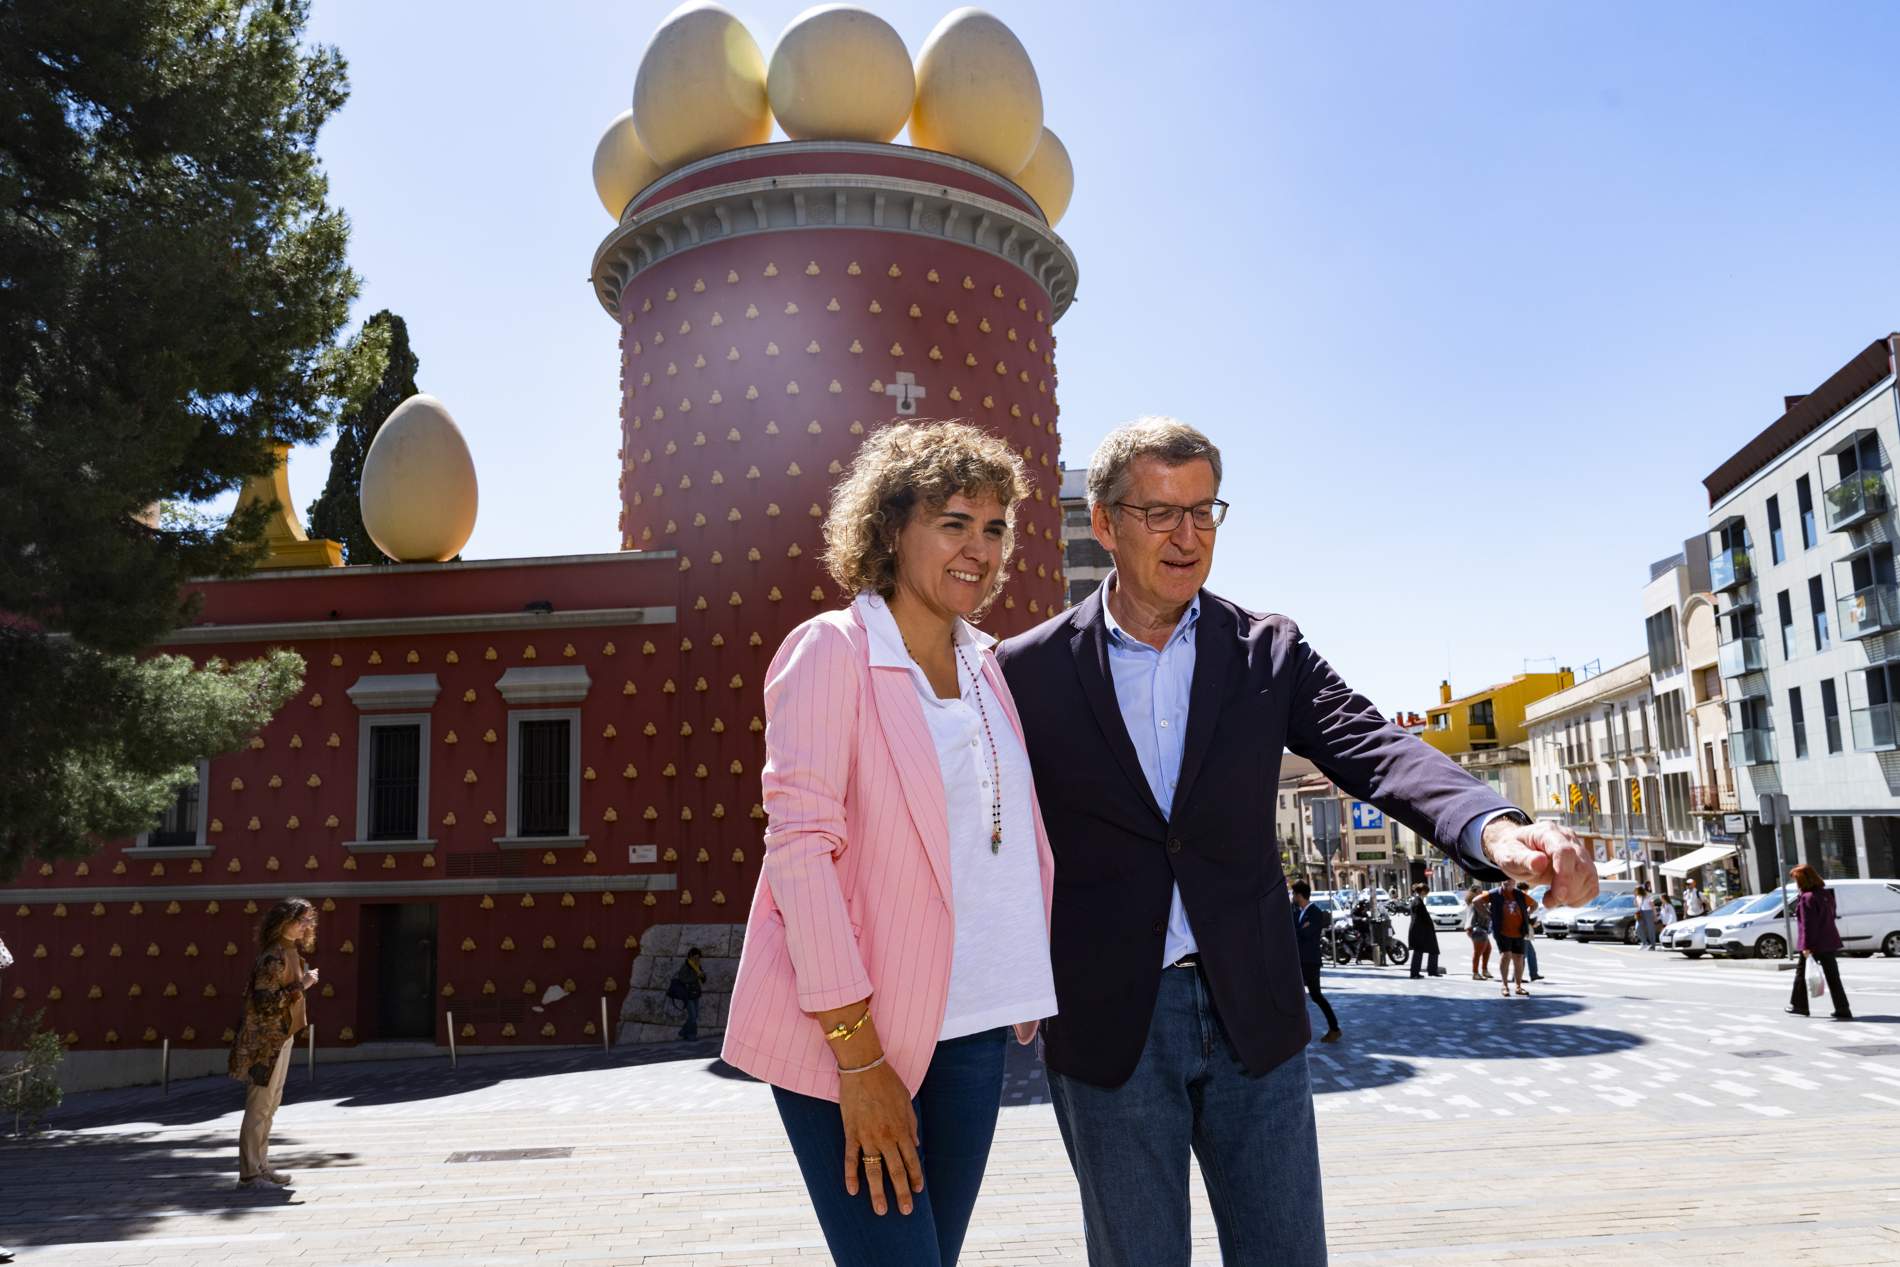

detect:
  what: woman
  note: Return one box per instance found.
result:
[1406,883,1442,979]
[1786,865,1853,1021]
[1465,882,1493,980]
[227,897,317,1186]
[670,947,706,1041]
[723,421,1056,1266]
[1633,885,1658,949]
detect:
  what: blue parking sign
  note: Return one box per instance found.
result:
[1349,801,1385,831]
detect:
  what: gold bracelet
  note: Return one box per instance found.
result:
[824,1007,872,1043]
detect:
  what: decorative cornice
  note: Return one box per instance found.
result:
[158,605,676,647]
[11,874,678,904]
[592,171,1078,322]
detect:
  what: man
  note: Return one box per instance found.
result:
[1487,880,1533,995]
[1518,879,1544,982]
[998,417,1596,1266]
[1406,882,1444,979]
[1291,881,1342,1039]
[1684,879,1707,919]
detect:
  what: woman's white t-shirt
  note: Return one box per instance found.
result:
[856,594,1058,1041]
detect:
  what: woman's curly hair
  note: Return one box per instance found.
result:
[822,420,1031,616]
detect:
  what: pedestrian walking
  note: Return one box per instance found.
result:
[227,897,317,1187]
[1657,894,1676,930]
[1466,882,1493,980]
[722,422,1058,1266]
[1634,885,1659,949]
[1406,883,1442,979]
[1291,881,1342,1041]
[1785,864,1854,1022]
[1488,880,1533,996]
[1518,880,1544,982]
[1684,880,1707,919]
[668,947,706,1040]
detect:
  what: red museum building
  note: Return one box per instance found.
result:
[5,140,1078,1086]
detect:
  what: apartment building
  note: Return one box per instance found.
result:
[1057,465,1112,608]
[1642,542,1747,892]
[1703,334,1900,885]
[1524,656,1684,892]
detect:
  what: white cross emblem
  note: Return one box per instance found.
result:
[883,371,927,416]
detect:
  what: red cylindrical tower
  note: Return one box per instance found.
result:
[590,139,1078,911]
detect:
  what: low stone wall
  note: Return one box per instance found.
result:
[617,922,745,1046]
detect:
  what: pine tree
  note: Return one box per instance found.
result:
[0,0,362,876]
[309,311,421,563]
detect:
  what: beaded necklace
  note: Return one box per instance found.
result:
[903,629,1005,855]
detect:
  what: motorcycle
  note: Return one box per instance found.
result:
[1328,912,1409,966]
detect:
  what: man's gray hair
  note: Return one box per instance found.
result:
[1085,416,1224,509]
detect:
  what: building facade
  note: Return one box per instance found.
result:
[1421,669,1576,756]
[1702,334,1900,886]
[1524,656,1684,892]
[1057,464,1111,608]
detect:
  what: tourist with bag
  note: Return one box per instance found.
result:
[1785,865,1853,1021]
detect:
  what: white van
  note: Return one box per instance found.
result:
[1704,880,1900,959]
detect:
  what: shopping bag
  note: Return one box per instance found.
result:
[1806,957,1827,999]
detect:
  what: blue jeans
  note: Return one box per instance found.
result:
[773,1027,1007,1267]
[678,996,699,1040]
[1048,967,1327,1266]
[1525,938,1540,977]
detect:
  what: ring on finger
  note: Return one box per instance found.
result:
[863,1155,883,1168]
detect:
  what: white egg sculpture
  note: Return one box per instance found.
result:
[908,8,1043,178]
[592,109,666,221]
[768,5,914,143]
[1011,126,1073,226]
[359,394,479,563]
[633,2,773,169]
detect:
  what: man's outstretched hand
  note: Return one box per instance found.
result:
[1482,817,1599,908]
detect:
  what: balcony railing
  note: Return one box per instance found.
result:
[1852,703,1900,752]
[1732,726,1777,765]
[1690,783,1738,814]
[1838,583,1900,641]
[1718,635,1765,679]
[1710,546,1753,593]
[1825,470,1890,532]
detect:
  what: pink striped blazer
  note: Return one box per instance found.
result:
[721,604,1057,1102]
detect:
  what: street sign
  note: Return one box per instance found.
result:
[1349,801,1385,831]
[1724,813,1748,834]
[1311,798,1340,861]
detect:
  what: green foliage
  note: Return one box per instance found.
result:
[0,629,305,878]
[1,1009,67,1133]
[0,0,361,651]
[0,1,364,872]
[308,311,422,563]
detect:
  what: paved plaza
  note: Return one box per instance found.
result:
[7,935,1900,1265]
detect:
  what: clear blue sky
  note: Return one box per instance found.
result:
[290,0,1900,716]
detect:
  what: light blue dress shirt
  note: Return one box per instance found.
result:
[1100,576,1204,966]
[1100,574,1514,969]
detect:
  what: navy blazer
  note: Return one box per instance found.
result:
[998,586,1512,1088]
[1291,902,1331,966]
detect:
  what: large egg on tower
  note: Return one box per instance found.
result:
[907,7,1043,178]
[767,5,914,143]
[1011,125,1073,226]
[359,394,479,563]
[592,109,665,221]
[632,2,773,169]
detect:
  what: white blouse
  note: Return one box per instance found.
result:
[856,594,1058,1041]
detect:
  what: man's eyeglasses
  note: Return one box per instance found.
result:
[1112,500,1230,533]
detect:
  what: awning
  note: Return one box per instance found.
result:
[1595,859,1629,878]
[1660,842,1739,878]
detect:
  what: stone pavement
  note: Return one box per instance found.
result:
[6,936,1900,1264]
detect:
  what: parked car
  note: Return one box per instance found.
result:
[1527,883,1551,932]
[1706,880,1900,959]
[1574,894,1643,943]
[1541,880,1637,940]
[1661,895,1754,958]
[1421,891,1467,931]
[1701,888,1796,959]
